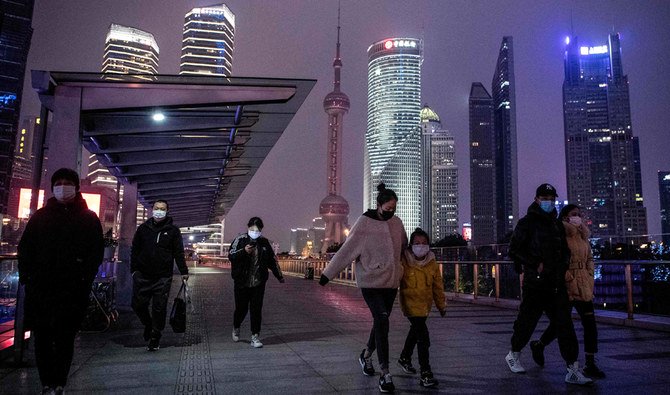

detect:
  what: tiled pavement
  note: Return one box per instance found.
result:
[1,265,669,394]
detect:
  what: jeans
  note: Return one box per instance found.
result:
[400,316,431,372]
[361,288,397,370]
[540,300,598,354]
[510,285,578,363]
[33,324,78,387]
[233,282,267,334]
[131,273,172,338]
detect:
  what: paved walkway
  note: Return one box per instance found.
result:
[1,266,669,394]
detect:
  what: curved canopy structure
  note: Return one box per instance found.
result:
[32,71,316,226]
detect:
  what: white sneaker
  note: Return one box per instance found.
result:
[232,327,240,342]
[250,333,263,348]
[505,351,526,373]
[565,362,593,386]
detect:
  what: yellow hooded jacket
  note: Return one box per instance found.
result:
[399,249,447,317]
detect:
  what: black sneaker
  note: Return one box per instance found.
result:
[530,340,545,367]
[379,373,395,393]
[420,370,437,387]
[147,337,160,351]
[583,363,606,379]
[143,325,152,341]
[359,349,375,376]
[397,357,417,374]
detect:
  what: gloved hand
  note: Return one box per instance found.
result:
[279,277,286,283]
[439,309,446,318]
[319,274,329,286]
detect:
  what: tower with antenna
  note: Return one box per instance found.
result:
[319,4,350,253]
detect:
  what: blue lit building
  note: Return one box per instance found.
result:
[660,171,670,245]
[180,4,235,76]
[563,33,647,242]
[0,0,34,215]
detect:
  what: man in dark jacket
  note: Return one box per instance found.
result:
[18,168,104,394]
[229,217,284,348]
[131,199,189,351]
[505,183,592,385]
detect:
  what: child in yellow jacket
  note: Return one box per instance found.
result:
[398,228,447,388]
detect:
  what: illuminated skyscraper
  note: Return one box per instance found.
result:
[0,0,34,215]
[420,105,458,241]
[319,8,350,253]
[365,38,422,232]
[180,4,235,76]
[563,33,647,241]
[11,116,39,181]
[659,172,670,245]
[492,37,518,240]
[468,83,496,245]
[102,24,159,80]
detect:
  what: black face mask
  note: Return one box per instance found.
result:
[380,210,394,220]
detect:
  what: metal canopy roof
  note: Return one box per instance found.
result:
[35,72,316,227]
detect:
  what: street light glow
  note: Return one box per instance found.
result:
[152,112,166,122]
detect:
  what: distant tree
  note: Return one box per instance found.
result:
[326,242,342,253]
[433,233,468,248]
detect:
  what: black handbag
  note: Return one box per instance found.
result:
[169,282,187,333]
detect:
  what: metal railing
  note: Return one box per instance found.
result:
[277,257,670,320]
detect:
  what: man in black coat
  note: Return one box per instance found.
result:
[228,216,284,348]
[18,168,104,394]
[131,199,188,351]
[505,183,592,386]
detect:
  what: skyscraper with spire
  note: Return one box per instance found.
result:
[319,6,350,253]
[563,33,647,241]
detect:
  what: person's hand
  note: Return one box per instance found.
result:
[537,262,544,273]
[439,309,446,318]
[244,244,254,253]
[319,274,329,286]
[279,277,285,284]
[182,275,189,281]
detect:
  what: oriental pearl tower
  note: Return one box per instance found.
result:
[319,6,350,254]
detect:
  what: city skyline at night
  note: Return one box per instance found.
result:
[16,0,670,249]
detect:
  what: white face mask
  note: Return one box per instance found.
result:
[568,216,582,226]
[153,209,167,220]
[53,185,76,202]
[411,244,430,258]
[248,230,261,240]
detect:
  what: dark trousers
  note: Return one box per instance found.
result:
[510,285,578,364]
[361,288,397,371]
[33,325,78,387]
[400,316,431,372]
[540,300,598,354]
[131,273,172,338]
[233,282,266,334]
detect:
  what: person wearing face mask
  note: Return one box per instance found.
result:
[530,204,605,378]
[18,168,104,395]
[319,183,407,393]
[131,199,189,351]
[228,217,284,348]
[505,184,592,386]
[397,228,446,388]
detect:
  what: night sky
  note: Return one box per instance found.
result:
[21,0,670,249]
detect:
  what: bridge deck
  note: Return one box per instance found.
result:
[1,266,669,394]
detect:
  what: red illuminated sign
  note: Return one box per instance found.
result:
[18,188,101,218]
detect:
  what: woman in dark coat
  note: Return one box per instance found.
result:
[18,168,104,395]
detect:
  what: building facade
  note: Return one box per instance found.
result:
[180,4,235,76]
[0,0,34,215]
[319,13,350,253]
[11,116,39,181]
[102,24,159,80]
[365,38,422,233]
[420,105,458,241]
[468,83,497,245]
[563,33,647,241]
[491,37,519,240]
[660,172,670,246]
